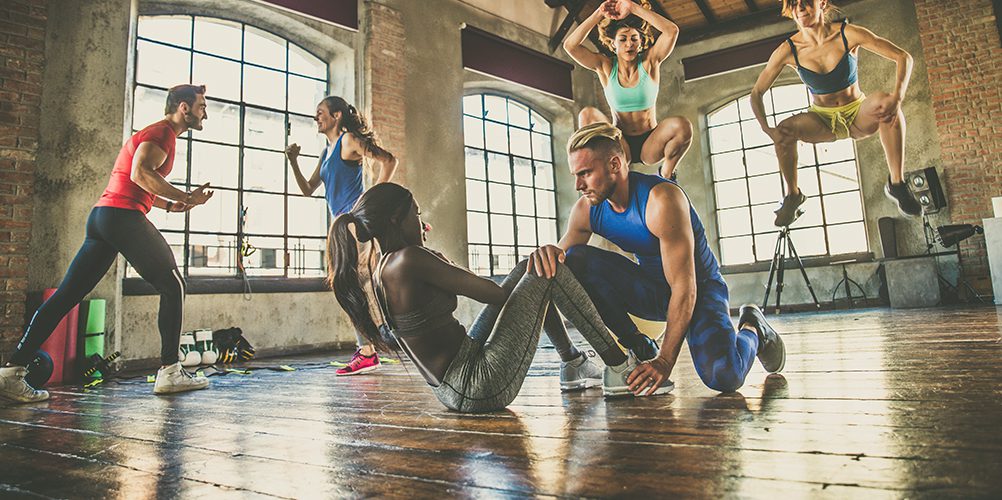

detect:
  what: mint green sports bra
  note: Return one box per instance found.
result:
[603,58,658,113]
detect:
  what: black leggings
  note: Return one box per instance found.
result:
[11,206,184,366]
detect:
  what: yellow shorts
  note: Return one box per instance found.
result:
[809,95,865,140]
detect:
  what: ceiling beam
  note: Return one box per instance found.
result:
[548,0,588,53]
[692,0,718,24]
[678,0,863,45]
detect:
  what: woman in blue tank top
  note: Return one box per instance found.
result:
[285,96,398,376]
[563,0,691,180]
[750,0,921,227]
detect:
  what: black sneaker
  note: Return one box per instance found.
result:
[623,334,659,362]
[774,190,807,227]
[738,304,785,373]
[884,177,922,217]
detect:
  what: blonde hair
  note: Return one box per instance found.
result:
[597,0,655,54]
[567,122,624,157]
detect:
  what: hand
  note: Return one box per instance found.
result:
[186,182,214,206]
[875,95,902,125]
[527,244,565,279]
[626,355,674,396]
[285,143,301,161]
[602,0,633,20]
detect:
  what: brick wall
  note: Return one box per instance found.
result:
[363,2,407,186]
[0,0,45,360]
[914,0,1002,282]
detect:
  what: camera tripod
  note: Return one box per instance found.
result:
[762,223,822,314]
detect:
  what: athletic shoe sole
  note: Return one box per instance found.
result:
[153,383,209,395]
[560,378,602,392]
[602,380,675,398]
[335,364,381,376]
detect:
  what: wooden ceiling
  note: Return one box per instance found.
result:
[546,0,790,52]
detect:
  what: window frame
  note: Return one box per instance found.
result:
[462,93,559,277]
[125,15,332,293]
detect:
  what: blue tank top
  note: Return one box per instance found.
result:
[589,172,721,282]
[788,21,858,95]
[320,134,363,217]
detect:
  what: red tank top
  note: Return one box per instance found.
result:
[95,120,177,213]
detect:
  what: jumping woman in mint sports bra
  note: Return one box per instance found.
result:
[564,0,691,180]
[751,0,921,226]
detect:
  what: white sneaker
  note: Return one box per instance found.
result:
[602,352,674,398]
[559,350,603,392]
[153,362,209,395]
[0,365,50,403]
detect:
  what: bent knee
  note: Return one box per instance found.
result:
[578,106,605,126]
[702,370,745,393]
[152,269,185,298]
[664,116,693,140]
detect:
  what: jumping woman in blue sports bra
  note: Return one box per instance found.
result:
[563,0,691,181]
[751,0,921,226]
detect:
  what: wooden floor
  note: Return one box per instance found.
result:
[2,306,1002,498]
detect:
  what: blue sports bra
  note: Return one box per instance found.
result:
[788,21,858,95]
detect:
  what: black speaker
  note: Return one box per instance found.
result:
[904,167,947,214]
[877,217,897,258]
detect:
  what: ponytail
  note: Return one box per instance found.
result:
[321,96,380,155]
[327,212,386,351]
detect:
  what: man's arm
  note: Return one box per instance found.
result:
[529,196,593,278]
[626,183,697,396]
[130,142,191,202]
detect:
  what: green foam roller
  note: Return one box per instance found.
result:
[82,300,106,376]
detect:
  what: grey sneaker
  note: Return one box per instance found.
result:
[774,190,807,227]
[602,352,674,398]
[0,366,50,403]
[559,350,603,392]
[153,362,209,395]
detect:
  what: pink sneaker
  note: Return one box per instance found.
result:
[336,350,380,376]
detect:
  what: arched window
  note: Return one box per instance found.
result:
[131,15,330,278]
[462,94,558,276]
[707,84,868,266]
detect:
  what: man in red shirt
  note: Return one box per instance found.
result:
[1,84,217,402]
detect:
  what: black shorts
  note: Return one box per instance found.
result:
[623,128,653,165]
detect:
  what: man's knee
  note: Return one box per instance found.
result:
[700,368,745,393]
[563,245,599,275]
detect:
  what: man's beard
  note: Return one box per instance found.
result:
[584,178,616,205]
[184,111,203,130]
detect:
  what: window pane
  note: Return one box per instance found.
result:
[190,142,239,188]
[243,236,285,276]
[708,102,739,126]
[513,157,533,186]
[466,179,487,212]
[467,212,489,244]
[516,216,537,246]
[488,182,513,214]
[494,247,518,275]
[148,206,185,232]
[510,127,531,157]
[485,121,508,153]
[197,100,240,144]
[288,196,328,236]
[133,86,168,130]
[463,94,483,117]
[747,173,782,205]
[243,192,285,235]
[194,18,241,59]
[244,25,286,69]
[712,151,744,181]
[717,207,751,237]
[484,95,507,122]
[708,123,741,153]
[751,203,777,233]
[189,189,237,233]
[289,114,325,157]
[771,84,808,113]
[463,116,484,149]
[166,139,189,185]
[790,196,823,228]
[193,53,240,102]
[136,40,190,87]
[537,219,558,244]
[827,222,868,255]
[490,214,515,245]
[822,192,864,224]
[817,139,855,164]
[289,237,325,277]
[465,147,486,180]
[244,65,286,110]
[487,152,510,183]
[468,244,490,275]
[797,140,817,166]
[244,107,286,151]
[138,16,191,47]
[514,186,535,216]
[289,43,326,79]
[508,100,530,128]
[754,231,780,261]
[534,162,554,190]
[740,119,771,148]
[536,191,556,218]
[720,236,754,265]
[531,132,552,161]
[790,226,827,256]
[819,160,859,193]
[744,146,777,177]
[188,233,236,275]
[530,110,550,134]
[715,178,748,209]
[243,149,285,193]
[797,166,821,197]
[288,75,326,115]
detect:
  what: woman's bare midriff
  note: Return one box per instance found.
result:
[612,108,658,135]
[811,82,864,108]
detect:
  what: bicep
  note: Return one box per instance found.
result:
[853,26,907,61]
[132,142,168,174]
[557,198,593,249]
[565,45,605,72]
[648,187,696,287]
[648,27,679,63]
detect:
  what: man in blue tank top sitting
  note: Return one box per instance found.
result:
[528,123,786,396]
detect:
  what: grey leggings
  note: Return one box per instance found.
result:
[432,260,621,413]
